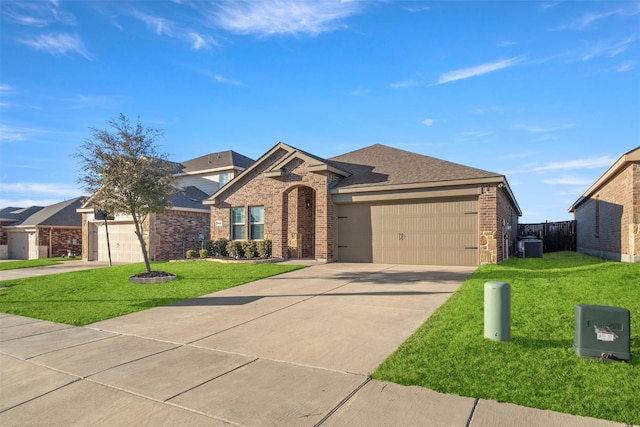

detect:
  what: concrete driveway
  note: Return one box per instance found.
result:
[0,263,624,426]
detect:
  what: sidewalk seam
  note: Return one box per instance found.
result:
[314,377,372,426]
[466,398,479,427]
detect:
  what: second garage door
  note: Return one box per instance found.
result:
[337,198,479,266]
[94,222,144,263]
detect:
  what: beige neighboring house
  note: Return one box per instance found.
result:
[79,150,254,263]
[205,142,521,266]
[0,198,84,260]
[569,146,640,263]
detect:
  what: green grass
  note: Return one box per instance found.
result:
[0,261,303,326]
[0,257,81,271]
[373,252,639,425]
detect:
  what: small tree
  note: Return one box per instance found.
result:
[76,114,175,274]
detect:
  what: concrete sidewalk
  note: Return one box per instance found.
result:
[0,260,114,281]
[0,263,628,426]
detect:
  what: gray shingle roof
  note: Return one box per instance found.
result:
[0,206,44,224]
[328,144,501,189]
[178,151,254,174]
[18,197,84,227]
[170,186,210,210]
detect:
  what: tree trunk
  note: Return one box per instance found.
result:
[132,212,152,273]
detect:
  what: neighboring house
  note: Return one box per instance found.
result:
[79,150,254,263]
[569,146,640,263]
[1,198,84,260]
[205,142,521,266]
[0,206,44,259]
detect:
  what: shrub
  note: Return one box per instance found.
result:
[185,249,197,259]
[226,240,244,258]
[203,240,214,254]
[213,238,229,257]
[199,249,209,258]
[256,239,272,258]
[241,240,257,259]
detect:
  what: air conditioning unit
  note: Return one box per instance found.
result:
[573,305,632,362]
[518,238,543,258]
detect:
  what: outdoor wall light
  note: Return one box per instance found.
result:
[306,200,311,208]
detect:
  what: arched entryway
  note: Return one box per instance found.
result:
[282,185,316,259]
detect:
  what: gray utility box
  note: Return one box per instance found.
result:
[573,304,632,361]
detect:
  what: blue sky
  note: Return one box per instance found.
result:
[1,0,638,223]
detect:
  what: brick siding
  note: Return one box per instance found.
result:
[210,148,337,261]
[37,227,82,257]
[152,210,211,260]
[575,162,639,262]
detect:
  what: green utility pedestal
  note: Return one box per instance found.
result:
[484,281,511,342]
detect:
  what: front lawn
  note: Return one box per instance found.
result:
[0,257,81,271]
[0,261,303,326]
[373,252,639,425]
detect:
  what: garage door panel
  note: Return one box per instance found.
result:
[96,222,143,263]
[338,198,478,266]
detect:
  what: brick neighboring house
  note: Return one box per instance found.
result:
[205,142,521,266]
[79,150,254,263]
[569,146,640,263]
[1,198,83,260]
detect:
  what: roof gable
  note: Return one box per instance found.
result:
[569,146,640,212]
[205,142,349,204]
[329,144,501,189]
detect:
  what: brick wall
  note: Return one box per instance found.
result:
[210,148,337,261]
[575,163,639,262]
[0,224,7,245]
[37,227,82,257]
[153,210,211,260]
[479,184,519,264]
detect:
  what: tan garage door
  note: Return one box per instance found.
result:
[95,222,144,263]
[337,198,478,266]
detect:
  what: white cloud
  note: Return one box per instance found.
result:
[1,0,75,27]
[350,87,370,96]
[188,31,217,50]
[389,79,418,89]
[20,33,92,59]
[513,123,574,133]
[132,10,175,36]
[615,61,636,72]
[543,176,595,185]
[437,57,522,85]
[0,125,36,142]
[422,118,434,127]
[534,156,616,172]
[558,4,640,31]
[0,182,82,197]
[580,37,635,61]
[209,0,363,36]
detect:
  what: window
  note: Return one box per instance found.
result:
[231,207,245,240]
[250,206,264,240]
[219,172,230,187]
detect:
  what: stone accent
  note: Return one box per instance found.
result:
[479,184,519,264]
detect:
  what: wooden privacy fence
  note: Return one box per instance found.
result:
[518,220,576,253]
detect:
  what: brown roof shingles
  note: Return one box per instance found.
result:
[328,144,501,189]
